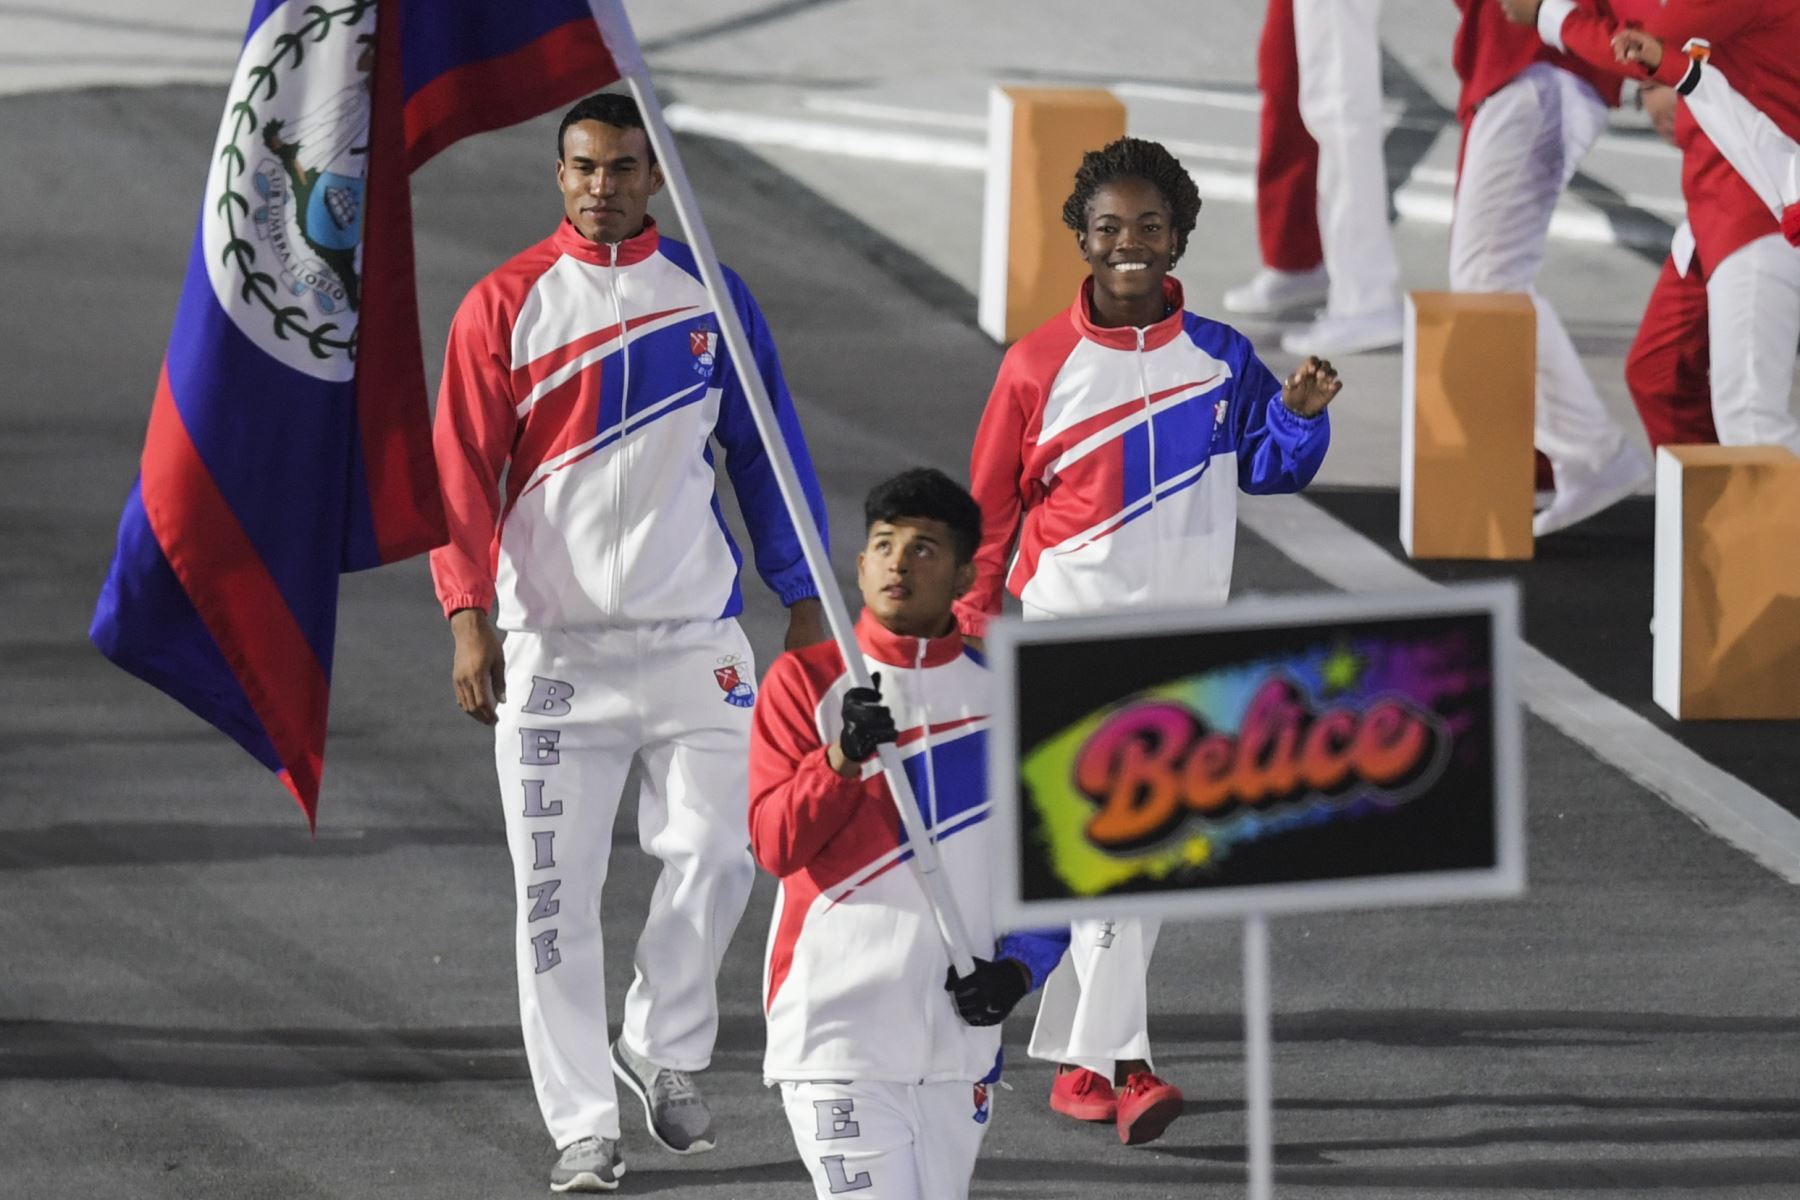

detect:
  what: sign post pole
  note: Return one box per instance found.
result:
[1244,912,1274,1200]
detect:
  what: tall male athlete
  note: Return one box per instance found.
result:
[1451,0,1650,537]
[429,92,829,1193]
[750,467,1069,1200]
[1224,0,1406,357]
[1502,0,1800,455]
[957,137,1340,1146]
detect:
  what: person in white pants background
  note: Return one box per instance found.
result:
[1617,31,1800,450]
[430,92,831,1193]
[1228,0,1407,357]
[1451,0,1652,538]
[1505,0,1800,459]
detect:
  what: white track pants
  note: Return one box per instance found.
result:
[497,619,758,1147]
[1027,915,1160,1074]
[1707,233,1800,454]
[1021,600,1160,1072]
[1294,0,1401,318]
[1450,63,1624,473]
[780,1080,993,1200]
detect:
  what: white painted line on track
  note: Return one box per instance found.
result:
[800,94,988,132]
[1238,492,1800,886]
[663,102,987,169]
[1160,138,1259,166]
[1110,81,1269,113]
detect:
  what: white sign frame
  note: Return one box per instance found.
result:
[987,581,1524,931]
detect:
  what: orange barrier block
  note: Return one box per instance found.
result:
[1401,292,1536,560]
[978,87,1126,344]
[1653,445,1800,720]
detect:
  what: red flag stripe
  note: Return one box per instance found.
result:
[140,365,330,823]
[404,18,619,172]
[357,0,445,564]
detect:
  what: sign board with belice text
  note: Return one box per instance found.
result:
[988,583,1523,927]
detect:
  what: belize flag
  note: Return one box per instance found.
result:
[91,0,619,825]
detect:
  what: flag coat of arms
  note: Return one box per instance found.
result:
[91,0,620,824]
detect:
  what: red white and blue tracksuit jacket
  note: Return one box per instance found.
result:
[955,278,1329,638]
[429,218,827,630]
[749,612,1069,1084]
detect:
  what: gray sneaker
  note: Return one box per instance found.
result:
[550,1137,624,1193]
[610,1039,716,1154]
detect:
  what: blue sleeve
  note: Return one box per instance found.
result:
[1230,335,1330,496]
[712,271,830,606]
[997,926,1071,991]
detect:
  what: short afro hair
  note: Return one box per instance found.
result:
[863,468,983,565]
[1061,137,1201,264]
[558,92,653,163]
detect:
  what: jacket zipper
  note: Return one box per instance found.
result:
[1135,325,1161,596]
[607,240,629,614]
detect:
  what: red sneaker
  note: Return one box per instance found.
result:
[1048,1067,1116,1121]
[1115,1072,1184,1145]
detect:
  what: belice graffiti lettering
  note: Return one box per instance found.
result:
[1074,677,1450,853]
[998,595,1515,917]
[1014,626,1490,899]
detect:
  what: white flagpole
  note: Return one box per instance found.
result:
[585,0,979,978]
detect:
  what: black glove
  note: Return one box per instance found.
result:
[945,957,1031,1027]
[839,672,897,764]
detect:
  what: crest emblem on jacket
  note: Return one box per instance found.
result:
[690,326,718,376]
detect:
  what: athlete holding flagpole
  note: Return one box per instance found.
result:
[750,468,1070,1200]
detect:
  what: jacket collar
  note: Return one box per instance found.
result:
[553,215,661,266]
[855,609,966,669]
[1070,275,1187,351]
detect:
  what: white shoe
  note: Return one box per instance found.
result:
[1280,306,1404,356]
[1532,443,1652,537]
[550,1137,625,1193]
[1222,265,1330,316]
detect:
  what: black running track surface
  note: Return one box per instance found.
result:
[1308,487,1800,816]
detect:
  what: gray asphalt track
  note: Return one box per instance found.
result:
[4,79,1800,1200]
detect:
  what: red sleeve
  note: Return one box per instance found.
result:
[954,358,1032,640]
[428,286,516,619]
[748,652,869,877]
[1553,0,1762,87]
[1552,5,1651,81]
[1643,0,1766,84]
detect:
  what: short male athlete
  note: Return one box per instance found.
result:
[750,468,1069,1200]
[958,137,1340,1145]
[430,92,829,1192]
